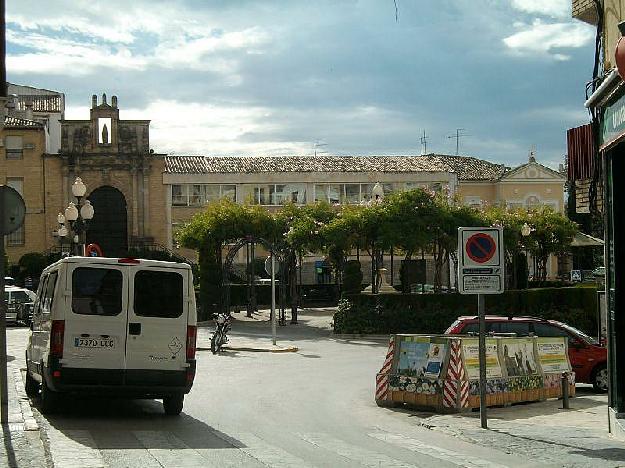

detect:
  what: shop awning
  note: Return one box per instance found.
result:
[571,232,604,247]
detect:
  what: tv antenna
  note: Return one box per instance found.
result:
[313,140,328,156]
[420,130,428,155]
[447,128,469,155]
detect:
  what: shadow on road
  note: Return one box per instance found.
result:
[36,396,245,451]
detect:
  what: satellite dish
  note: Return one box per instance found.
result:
[0,186,25,235]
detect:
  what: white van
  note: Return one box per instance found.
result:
[25,257,197,415]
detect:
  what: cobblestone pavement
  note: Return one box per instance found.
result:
[0,327,48,468]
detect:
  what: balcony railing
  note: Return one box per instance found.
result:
[17,95,63,113]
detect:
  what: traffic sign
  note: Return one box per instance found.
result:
[458,227,504,295]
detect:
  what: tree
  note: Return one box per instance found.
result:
[524,207,578,282]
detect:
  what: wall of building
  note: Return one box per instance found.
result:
[0,127,48,263]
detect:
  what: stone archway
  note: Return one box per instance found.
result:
[86,186,128,257]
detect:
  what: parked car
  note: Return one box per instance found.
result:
[445,315,607,392]
[4,287,37,325]
[25,256,197,415]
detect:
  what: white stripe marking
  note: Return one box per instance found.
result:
[299,432,422,467]
[368,432,509,468]
[237,432,314,468]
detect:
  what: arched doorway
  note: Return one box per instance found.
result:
[86,186,128,257]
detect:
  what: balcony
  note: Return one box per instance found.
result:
[572,0,599,25]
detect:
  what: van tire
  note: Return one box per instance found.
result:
[163,394,184,416]
[24,370,39,397]
[40,378,60,414]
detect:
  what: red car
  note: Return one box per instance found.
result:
[445,316,607,392]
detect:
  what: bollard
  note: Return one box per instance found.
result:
[561,372,570,409]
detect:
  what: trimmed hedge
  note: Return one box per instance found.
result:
[333,286,598,336]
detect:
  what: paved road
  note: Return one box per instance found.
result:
[4,311,619,467]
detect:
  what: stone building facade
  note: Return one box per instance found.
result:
[57,93,167,257]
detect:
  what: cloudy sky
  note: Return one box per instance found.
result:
[6,0,596,167]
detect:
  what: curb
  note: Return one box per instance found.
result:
[332,334,390,341]
[12,367,39,431]
[198,345,299,353]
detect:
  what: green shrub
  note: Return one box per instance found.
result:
[333,286,598,336]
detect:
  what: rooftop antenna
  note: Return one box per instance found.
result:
[447,128,469,155]
[528,145,536,163]
[313,140,328,157]
[420,130,428,155]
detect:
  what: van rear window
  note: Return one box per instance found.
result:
[72,268,123,316]
[134,270,183,318]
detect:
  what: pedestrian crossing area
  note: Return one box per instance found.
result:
[41,425,511,468]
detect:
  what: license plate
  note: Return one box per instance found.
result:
[74,337,115,349]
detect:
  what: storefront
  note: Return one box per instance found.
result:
[588,69,625,435]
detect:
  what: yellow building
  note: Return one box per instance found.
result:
[0,116,49,261]
[1,90,566,282]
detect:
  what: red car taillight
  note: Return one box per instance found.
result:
[50,320,65,358]
[186,325,197,360]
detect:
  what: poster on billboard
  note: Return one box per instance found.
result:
[500,338,539,377]
[462,338,502,379]
[397,337,448,378]
[536,337,570,373]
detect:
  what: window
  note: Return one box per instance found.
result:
[499,321,530,336]
[6,178,24,246]
[254,184,305,205]
[205,185,221,202]
[41,271,58,314]
[5,136,23,160]
[134,270,183,318]
[344,184,360,204]
[72,268,122,316]
[189,185,205,206]
[172,185,187,206]
[221,185,236,201]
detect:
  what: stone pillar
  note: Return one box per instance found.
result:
[131,168,139,237]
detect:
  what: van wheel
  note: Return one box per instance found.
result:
[163,394,184,416]
[24,370,39,397]
[40,379,60,414]
[592,364,608,393]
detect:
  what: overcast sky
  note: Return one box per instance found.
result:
[6,0,596,168]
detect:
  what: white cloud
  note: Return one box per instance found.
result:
[503,19,594,59]
[7,25,270,81]
[510,0,571,18]
[82,100,309,156]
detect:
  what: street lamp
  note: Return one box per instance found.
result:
[521,223,532,282]
[60,177,95,255]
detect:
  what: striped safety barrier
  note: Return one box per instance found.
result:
[443,339,465,408]
[375,335,396,402]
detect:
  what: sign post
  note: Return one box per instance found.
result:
[458,227,504,430]
[0,186,26,424]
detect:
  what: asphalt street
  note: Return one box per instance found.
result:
[4,310,622,467]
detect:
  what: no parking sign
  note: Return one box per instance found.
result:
[458,227,504,295]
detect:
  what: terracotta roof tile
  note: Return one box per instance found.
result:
[164,154,507,181]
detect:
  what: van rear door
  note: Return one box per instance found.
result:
[64,264,128,379]
[125,266,189,383]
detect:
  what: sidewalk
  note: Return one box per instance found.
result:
[0,363,47,468]
[402,388,625,466]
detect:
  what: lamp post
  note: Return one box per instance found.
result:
[60,177,94,256]
[521,222,532,284]
[370,183,384,293]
